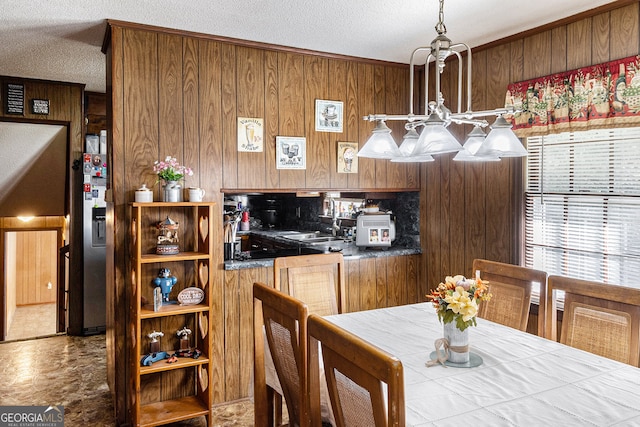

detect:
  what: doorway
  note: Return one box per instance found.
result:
[0,121,70,341]
[4,230,59,340]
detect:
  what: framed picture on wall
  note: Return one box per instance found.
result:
[276,136,306,169]
[315,99,343,132]
[337,141,358,173]
[237,117,264,152]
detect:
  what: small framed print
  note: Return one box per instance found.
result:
[276,136,306,169]
[338,141,358,173]
[31,99,50,115]
[238,117,264,152]
[315,99,343,132]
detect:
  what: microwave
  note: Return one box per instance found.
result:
[355,213,395,248]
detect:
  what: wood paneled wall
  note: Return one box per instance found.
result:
[222,255,421,401]
[105,21,416,423]
[421,2,640,290]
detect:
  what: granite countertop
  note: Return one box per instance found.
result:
[223,229,421,270]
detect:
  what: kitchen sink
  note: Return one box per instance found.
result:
[281,232,324,241]
[282,233,343,243]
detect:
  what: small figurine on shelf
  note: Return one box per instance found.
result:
[156,216,179,255]
[173,327,202,359]
[153,268,177,303]
[148,330,164,353]
[140,330,169,366]
[177,326,192,351]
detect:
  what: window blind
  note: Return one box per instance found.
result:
[525,127,640,287]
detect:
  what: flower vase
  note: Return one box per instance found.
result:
[443,321,470,364]
[163,180,182,202]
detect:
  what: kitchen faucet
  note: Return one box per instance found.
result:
[331,198,341,236]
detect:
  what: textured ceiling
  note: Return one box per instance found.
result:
[0,0,619,93]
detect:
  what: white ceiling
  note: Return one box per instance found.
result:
[0,0,619,93]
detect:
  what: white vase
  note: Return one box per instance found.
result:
[443,321,470,364]
[163,180,182,202]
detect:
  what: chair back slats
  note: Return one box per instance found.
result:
[473,259,548,334]
[254,281,318,426]
[274,253,346,316]
[547,275,640,367]
[308,314,405,427]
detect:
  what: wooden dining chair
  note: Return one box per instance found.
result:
[473,259,548,335]
[253,281,321,426]
[307,314,405,427]
[546,275,640,367]
[274,252,346,316]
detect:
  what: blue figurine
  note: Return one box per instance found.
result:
[153,268,177,303]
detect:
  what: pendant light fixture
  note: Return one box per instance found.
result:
[359,0,525,162]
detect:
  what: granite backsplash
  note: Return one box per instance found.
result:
[227,191,420,247]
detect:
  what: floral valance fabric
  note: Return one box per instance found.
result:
[505,54,640,137]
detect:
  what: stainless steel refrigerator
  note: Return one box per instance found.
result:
[81,153,107,335]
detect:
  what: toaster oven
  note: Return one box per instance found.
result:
[355,213,395,248]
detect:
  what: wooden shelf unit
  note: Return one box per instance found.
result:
[131,202,215,427]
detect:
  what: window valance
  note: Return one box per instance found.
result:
[505,54,640,137]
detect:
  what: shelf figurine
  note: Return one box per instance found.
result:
[177,326,192,351]
[140,330,169,366]
[156,216,179,255]
[147,330,164,353]
[153,268,177,303]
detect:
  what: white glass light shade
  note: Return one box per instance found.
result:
[358,120,401,159]
[478,116,527,158]
[454,126,500,162]
[389,128,435,162]
[410,113,462,157]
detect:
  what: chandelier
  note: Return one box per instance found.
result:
[358,0,526,162]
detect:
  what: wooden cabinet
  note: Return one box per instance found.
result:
[131,202,215,426]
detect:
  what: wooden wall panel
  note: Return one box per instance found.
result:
[158,34,184,168]
[344,62,360,190]
[264,51,280,189]
[278,52,306,188]
[358,258,378,310]
[357,63,376,189]
[304,56,330,188]
[386,65,408,189]
[523,31,552,80]
[197,39,225,404]
[329,59,349,189]
[345,259,360,313]
[123,29,159,197]
[610,3,640,60]
[182,38,200,189]
[237,47,266,189]
[221,44,238,189]
[372,65,388,188]
[105,24,129,425]
[592,12,611,64]
[550,27,568,74]
[567,19,593,70]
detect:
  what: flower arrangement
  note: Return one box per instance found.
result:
[427,274,491,331]
[153,156,193,183]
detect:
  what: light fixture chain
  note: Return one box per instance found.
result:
[436,0,447,35]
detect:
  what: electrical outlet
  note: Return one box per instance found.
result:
[47,282,52,290]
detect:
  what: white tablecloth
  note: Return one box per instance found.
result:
[325,303,640,426]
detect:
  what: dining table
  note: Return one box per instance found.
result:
[323,302,640,426]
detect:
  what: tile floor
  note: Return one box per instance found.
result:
[0,334,255,426]
[6,303,58,341]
